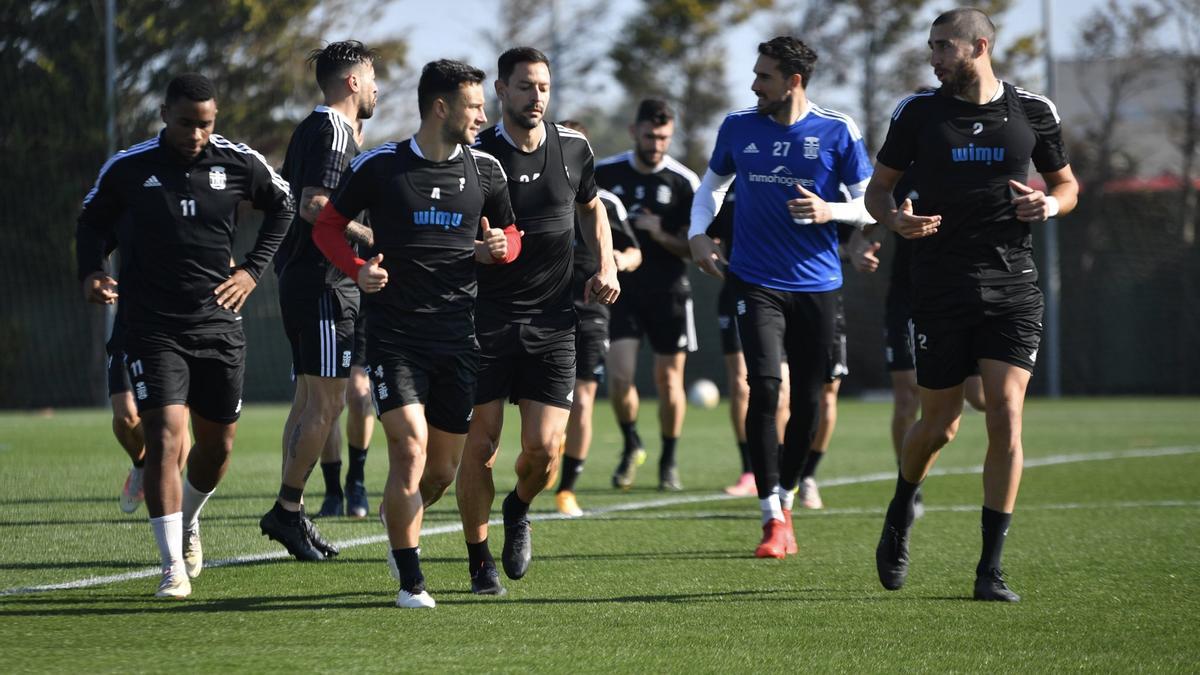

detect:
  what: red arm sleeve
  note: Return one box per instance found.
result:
[312,202,365,279]
[501,224,522,264]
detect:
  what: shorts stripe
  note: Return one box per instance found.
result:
[319,294,336,377]
[684,298,698,353]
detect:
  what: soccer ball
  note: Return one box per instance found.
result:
[688,379,720,409]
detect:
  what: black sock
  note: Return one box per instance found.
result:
[885,473,921,529]
[558,456,584,493]
[737,441,752,473]
[800,450,825,480]
[132,458,145,469]
[320,461,343,497]
[977,506,1013,575]
[392,547,425,593]
[502,490,530,522]
[346,445,367,485]
[619,421,640,454]
[466,539,494,573]
[660,436,678,468]
[271,500,301,523]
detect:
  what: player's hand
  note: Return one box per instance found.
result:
[585,263,621,305]
[478,216,511,261]
[357,254,388,293]
[688,234,726,280]
[214,267,258,313]
[889,198,941,239]
[1009,179,1054,222]
[848,231,882,273]
[632,208,663,236]
[83,272,118,305]
[787,184,832,224]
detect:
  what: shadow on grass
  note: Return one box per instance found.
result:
[0,587,951,616]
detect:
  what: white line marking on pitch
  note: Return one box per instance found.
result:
[2,445,1196,598]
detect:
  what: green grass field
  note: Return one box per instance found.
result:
[1,398,1198,672]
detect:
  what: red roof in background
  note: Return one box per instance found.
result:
[1023,173,1200,194]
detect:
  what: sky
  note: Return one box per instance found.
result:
[349,0,1154,139]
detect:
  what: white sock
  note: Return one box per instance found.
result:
[759,493,784,524]
[181,479,214,530]
[150,512,183,569]
[778,485,796,511]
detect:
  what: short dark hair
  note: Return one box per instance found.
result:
[417,59,486,119]
[164,73,216,106]
[497,46,551,83]
[932,7,996,53]
[307,40,378,92]
[635,99,674,126]
[757,37,818,88]
[558,119,588,136]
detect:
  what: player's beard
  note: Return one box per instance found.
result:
[510,107,542,130]
[941,59,979,98]
[635,144,661,167]
[358,95,376,120]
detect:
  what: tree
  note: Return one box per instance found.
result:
[1159,0,1200,245]
[609,0,774,170]
[0,0,405,406]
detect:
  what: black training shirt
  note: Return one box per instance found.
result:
[276,106,361,292]
[572,188,639,315]
[876,82,1068,290]
[594,151,699,294]
[77,132,294,335]
[473,122,598,325]
[328,138,514,350]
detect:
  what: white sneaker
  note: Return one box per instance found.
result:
[396,589,436,608]
[155,565,191,599]
[120,467,144,514]
[798,477,823,510]
[183,523,203,579]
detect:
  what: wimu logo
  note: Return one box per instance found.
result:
[413,206,464,229]
[951,144,1005,165]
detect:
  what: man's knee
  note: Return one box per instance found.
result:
[748,376,782,411]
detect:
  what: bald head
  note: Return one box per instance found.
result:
[933,7,996,53]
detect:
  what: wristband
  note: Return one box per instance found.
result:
[1045,195,1060,218]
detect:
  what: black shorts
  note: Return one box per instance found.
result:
[717,279,742,355]
[912,283,1044,390]
[609,288,697,355]
[826,293,848,383]
[366,343,479,434]
[883,284,916,372]
[575,306,610,383]
[350,307,367,369]
[475,318,576,409]
[732,273,837,386]
[280,284,358,379]
[123,330,245,423]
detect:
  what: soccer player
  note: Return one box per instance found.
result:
[554,119,642,518]
[688,37,874,558]
[77,73,294,598]
[595,99,700,491]
[866,8,1078,601]
[263,41,378,560]
[313,59,519,608]
[455,48,619,593]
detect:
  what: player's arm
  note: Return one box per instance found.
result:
[688,168,734,279]
[299,186,373,247]
[866,163,941,240]
[577,196,619,304]
[1012,91,1079,222]
[475,160,521,264]
[610,203,642,273]
[215,157,295,312]
[76,163,122,305]
[312,159,385,292]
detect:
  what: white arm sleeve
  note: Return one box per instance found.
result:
[688,169,735,239]
[828,178,875,228]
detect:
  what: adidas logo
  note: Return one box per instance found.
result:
[143,175,162,187]
[743,143,759,154]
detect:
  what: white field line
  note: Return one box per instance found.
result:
[1,445,1196,598]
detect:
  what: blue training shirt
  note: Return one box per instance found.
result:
[709,104,872,292]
